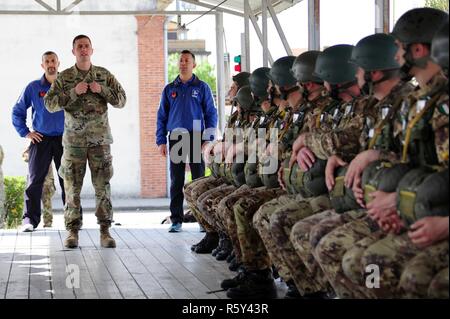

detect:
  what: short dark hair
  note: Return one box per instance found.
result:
[42,51,58,60]
[72,34,92,47]
[181,50,195,61]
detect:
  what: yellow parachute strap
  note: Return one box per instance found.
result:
[402,93,442,163]
[315,103,329,129]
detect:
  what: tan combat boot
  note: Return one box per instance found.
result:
[100,225,116,248]
[64,229,79,248]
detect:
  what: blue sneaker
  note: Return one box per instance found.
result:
[168,222,182,233]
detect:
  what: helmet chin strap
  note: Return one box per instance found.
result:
[302,83,323,100]
[279,85,300,101]
[400,43,431,80]
[362,69,400,96]
[330,80,357,100]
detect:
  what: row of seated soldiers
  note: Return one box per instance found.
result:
[185,7,449,299]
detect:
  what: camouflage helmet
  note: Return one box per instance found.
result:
[431,20,449,71]
[313,44,357,85]
[362,161,411,205]
[234,86,259,112]
[268,56,297,87]
[350,33,400,71]
[391,8,448,45]
[291,50,323,84]
[397,168,449,226]
[290,159,328,198]
[249,67,271,102]
[232,72,251,89]
[329,166,361,214]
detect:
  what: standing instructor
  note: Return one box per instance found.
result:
[156,50,218,233]
[45,35,126,248]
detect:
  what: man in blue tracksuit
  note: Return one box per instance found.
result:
[156,50,218,233]
[12,51,65,232]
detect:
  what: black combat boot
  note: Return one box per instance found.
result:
[215,237,232,260]
[228,256,242,272]
[220,268,249,290]
[211,232,226,257]
[284,279,302,299]
[226,268,277,299]
[194,232,219,254]
[191,232,209,251]
[226,250,235,263]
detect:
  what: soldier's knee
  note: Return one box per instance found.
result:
[342,247,365,285]
[399,263,431,297]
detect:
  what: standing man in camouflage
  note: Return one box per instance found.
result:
[45,35,126,248]
[12,51,65,232]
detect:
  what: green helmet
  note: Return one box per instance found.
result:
[313,44,357,85]
[329,166,361,214]
[231,162,246,187]
[397,168,449,226]
[249,67,271,101]
[391,8,448,45]
[350,33,400,71]
[244,161,263,188]
[431,21,449,71]
[258,156,280,189]
[234,86,260,113]
[268,56,297,87]
[232,72,251,89]
[290,159,328,198]
[362,161,411,205]
[291,50,323,84]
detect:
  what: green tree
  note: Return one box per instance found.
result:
[424,0,449,12]
[167,53,217,94]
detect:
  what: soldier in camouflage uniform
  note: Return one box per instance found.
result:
[223,56,309,299]
[291,33,414,298]
[210,67,276,269]
[264,44,377,299]
[0,145,5,229]
[45,35,126,248]
[314,8,449,299]
[22,146,55,227]
[186,72,250,254]
[250,51,339,298]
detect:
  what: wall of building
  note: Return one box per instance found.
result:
[0,14,142,197]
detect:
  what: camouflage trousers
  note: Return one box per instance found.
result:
[184,176,222,233]
[428,267,449,299]
[269,195,332,294]
[197,183,236,233]
[358,233,449,298]
[0,145,5,229]
[42,164,56,227]
[216,185,253,262]
[59,145,113,230]
[313,213,383,298]
[233,187,286,271]
[253,194,301,282]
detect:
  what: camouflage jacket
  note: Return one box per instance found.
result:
[280,92,337,160]
[44,64,126,147]
[379,73,448,167]
[368,80,415,152]
[303,94,378,162]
